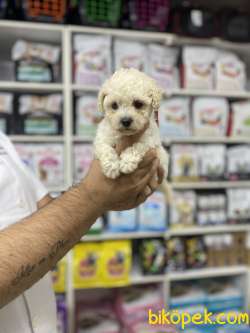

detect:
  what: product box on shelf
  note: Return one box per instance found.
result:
[199,145,226,180]
[147,44,179,91]
[114,38,147,71]
[230,101,250,137]
[170,191,196,228]
[185,236,207,269]
[107,209,137,232]
[0,93,13,134]
[73,34,111,87]
[159,97,191,139]
[197,194,226,226]
[56,295,67,333]
[166,237,186,271]
[138,191,167,231]
[227,189,250,223]
[52,257,67,293]
[12,40,61,82]
[75,94,102,139]
[192,97,229,137]
[227,146,250,180]
[18,94,63,135]
[170,282,207,308]
[205,234,234,267]
[171,145,199,181]
[73,144,94,183]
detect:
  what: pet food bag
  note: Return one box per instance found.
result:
[73,243,102,288]
[185,237,207,269]
[138,191,167,231]
[199,144,226,180]
[182,46,217,89]
[227,145,250,180]
[139,239,167,275]
[56,295,67,333]
[34,144,64,188]
[52,257,67,293]
[75,94,102,139]
[18,94,62,135]
[230,101,250,137]
[159,97,191,139]
[192,97,229,137]
[170,191,196,228]
[170,144,199,181]
[227,189,250,223]
[215,52,246,91]
[100,240,132,287]
[73,144,94,182]
[114,38,147,71]
[107,209,137,232]
[0,93,13,134]
[166,237,186,271]
[147,44,179,91]
[74,35,111,87]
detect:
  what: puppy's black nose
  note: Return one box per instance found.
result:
[121,117,133,128]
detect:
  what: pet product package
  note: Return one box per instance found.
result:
[159,97,191,139]
[215,52,246,91]
[74,35,111,87]
[139,239,167,275]
[138,191,167,231]
[0,93,13,134]
[56,295,67,333]
[227,189,250,223]
[182,46,217,89]
[166,237,186,271]
[52,257,67,293]
[192,97,229,137]
[170,191,196,228]
[114,38,147,71]
[100,240,132,287]
[230,101,250,137]
[171,144,199,181]
[199,144,226,180]
[12,40,60,82]
[227,145,250,180]
[147,44,179,91]
[197,194,226,226]
[75,94,102,139]
[87,217,104,235]
[73,243,102,288]
[73,144,94,182]
[107,209,137,232]
[18,94,62,135]
[185,237,207,269]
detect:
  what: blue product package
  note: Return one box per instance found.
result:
[107,209,137,232]
[138,191,167,231]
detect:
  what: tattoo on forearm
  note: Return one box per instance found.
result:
[11,239,69,287]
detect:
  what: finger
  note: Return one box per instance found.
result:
[138,149,157,169]
[144,185,152,197]
[157,166,165,185]
[148,175,159,193]
[136,159,159,193]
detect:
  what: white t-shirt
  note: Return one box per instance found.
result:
[0,132,57,333]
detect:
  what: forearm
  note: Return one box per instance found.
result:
[0,182,101,308]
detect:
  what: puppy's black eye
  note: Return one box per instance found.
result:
[133,100,144,109]
[111,102,118,110]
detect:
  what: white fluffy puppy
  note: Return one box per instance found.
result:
[94,68,171,200]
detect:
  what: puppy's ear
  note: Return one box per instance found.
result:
[98,87,107,113]
[150,85,163,113]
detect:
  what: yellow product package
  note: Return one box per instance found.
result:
[73,243,101,289]
[100,240,132,287]
[52,256,67,293]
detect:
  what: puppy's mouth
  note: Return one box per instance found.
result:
[118,127,138,136]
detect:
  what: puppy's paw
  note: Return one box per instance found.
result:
[101,160,120,179]
[119,154,140,174]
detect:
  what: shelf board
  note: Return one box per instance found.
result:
[71,84,99,93]
[169,88,250,98]
[168,266,248,281]
[172,181,250,189]
[168,224,250,237]
[72,136,93,143]
[131,273,165,285]
[10,135,64,143]
[0,81,63,91]
[0,19,63,31]
[82,231,164,242]
[163,137,250,145]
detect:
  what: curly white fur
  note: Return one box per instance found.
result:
[94,68,171,199]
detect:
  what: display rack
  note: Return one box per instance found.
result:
[1,20,250,333]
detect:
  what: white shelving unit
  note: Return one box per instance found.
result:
[1,20,250,333]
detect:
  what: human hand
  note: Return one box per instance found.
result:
[81,150,163,213]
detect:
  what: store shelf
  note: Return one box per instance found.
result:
[168,224,250,237]
[168,266,248,281]
[131,273,165,285]
[0,81,63,92]
[169,88,250,99]
[10,135,64,143]
[82,231,164,242]
[71,84,99,93]
[172,181,250,190]
[163,137,250,145]
[72,136,93,143]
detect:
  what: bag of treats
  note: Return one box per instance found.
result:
[170,191,196,228]
[230,101,250,137]
[147,44,179,91]
[114,38,147,71]
[73,144,94,183]
[74,35,111,87]
[215,52,246,91]
[166,237,186,271]
[139,239,167,275]
[182,46,217,89]
[199,144,226,180]
[192,97,229,137]
[159,97,191,139]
